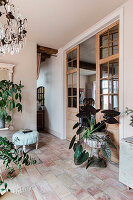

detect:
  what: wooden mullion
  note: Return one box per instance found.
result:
[108,61,109,109]
[99,53,119,65]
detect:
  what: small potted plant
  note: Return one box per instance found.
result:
[69,104,120,168]
[0,80,23,129]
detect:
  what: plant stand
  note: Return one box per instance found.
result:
[85,132,107,168]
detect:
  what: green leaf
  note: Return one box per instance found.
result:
[2,91,8,100]
[73,122,80,129]
[101,143,111,161]
[74,144,83,164]
[4,183,7,189]
[77,151,89,165]
[73,141,80,152]
[69,135,76,149]
[76,127,84,135]
[6,115,12,123]
[15,93,18,100]
[9,101,14,111]
[19,93,22,102]
[16,103,22,112]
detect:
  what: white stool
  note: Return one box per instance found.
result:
[12,130,39,152]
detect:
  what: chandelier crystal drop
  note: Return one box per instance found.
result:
[0,0,27,55]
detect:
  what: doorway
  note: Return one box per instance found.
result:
[66,21,119,163]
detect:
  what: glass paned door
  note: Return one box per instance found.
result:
[66,46,79,141]
[96,21,119,164]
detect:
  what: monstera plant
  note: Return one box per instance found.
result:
[69,104,120,168]
[0,80,23,128]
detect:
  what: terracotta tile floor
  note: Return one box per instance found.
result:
[3,133,133,200]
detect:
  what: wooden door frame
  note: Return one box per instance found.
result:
[62,8,124,141]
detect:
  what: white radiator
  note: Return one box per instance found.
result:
[119,137,133,189]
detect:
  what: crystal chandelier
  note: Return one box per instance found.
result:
[0,0,27,55]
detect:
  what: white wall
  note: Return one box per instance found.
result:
[123,0,133,137]
[0,40,37,131]
[37,49,64,139]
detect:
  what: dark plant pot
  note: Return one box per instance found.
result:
[0,118,5,129]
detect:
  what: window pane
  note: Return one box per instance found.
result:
[100,45,108,59]
[72,49,77,60]
[68,61,72,71]
[68,74,72,96]
[73,97,77,108]
[73,72,77,96]
[109,44,118,56]
[113,95,118,111]
[109,60,119,77]
[73,60,77,69]
[113,78,118,93]
[100,80,108,94]
[109,95,113,110]
[113,61,119,76]
[109,78,118,94]
[67,52,72,62]
[101,95,108,110]
[100,31,108,46]
[68,97,73,107]
[100,63,108,78]
[109,25,119,43]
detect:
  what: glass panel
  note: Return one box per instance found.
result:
[73,60,77,69]
[109,25,118,43]
[109,43,118,56]
[100,45,108,59]
[101,95,108,110]
[100,31,108,46]
[109,25,119,56]
[73,97,77,108]
[109,79,113,93]
[113,95,118,111]
[113,78,118,93]
[100,63,108,78]
[109,62,113,77]
[109,60,119,77]
[109,95,113,110]
[100,80,108,94]
[113,61,118,76]
[73,72,77,93]
[68,97,73,107]
[68,74,72,96]
[72,49,77,60]
[68,61,72,71]
[109,78,118,94]
[67,52,72,62]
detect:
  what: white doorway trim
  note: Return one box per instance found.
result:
[62,8,124,142]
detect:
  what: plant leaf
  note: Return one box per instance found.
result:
[69,135,76,149]
[73,122,80,129]
[101,143,111,160]
[76,127,84,135]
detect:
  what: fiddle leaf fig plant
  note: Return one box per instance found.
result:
[69,104,120,168]
[0,80,24,123]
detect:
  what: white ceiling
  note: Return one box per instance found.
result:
[13,0,127,49]
[80,68,96,76]
[80,35,96,64]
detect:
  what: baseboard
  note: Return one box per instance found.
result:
[45,128,64,139]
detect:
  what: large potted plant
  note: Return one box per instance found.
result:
[69,104,120,168]
[0,80,23,129]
